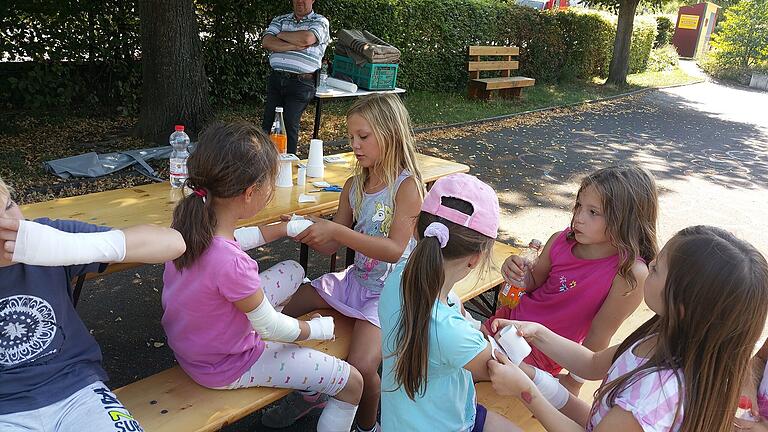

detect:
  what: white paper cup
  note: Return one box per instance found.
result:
[307,164,324,178]
[496,324,532,365]
[297,166,306,186]
[275,161,293,188]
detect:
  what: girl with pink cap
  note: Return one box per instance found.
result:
[378,173,519,432]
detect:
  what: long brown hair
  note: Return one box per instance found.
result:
[570,165,659,291]
[594,226,768,432]
[347,93,425,220]
[393,197,493,400]
[171,122,278,270]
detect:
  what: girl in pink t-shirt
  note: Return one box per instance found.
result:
[487,225,768,432]
[161,122,363,432]
[483,165,658,397]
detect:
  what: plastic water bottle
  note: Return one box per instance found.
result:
[736,395,760,423]
[169,125,190,188]
[270,107,287,154]
[318,63,329,91]
[498,239,542,308]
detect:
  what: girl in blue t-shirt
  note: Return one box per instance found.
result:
[0,175,186,432]
[378,173,517,432]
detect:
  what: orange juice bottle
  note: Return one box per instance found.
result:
[498,239,542,309]
[270,106,287,154]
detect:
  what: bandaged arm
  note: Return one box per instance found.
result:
[12,220,127,266]
[532,366,570,409]
[10,220,185,266]
[245,297,335,342]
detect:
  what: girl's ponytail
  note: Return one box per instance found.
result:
[395,235,445,399]
[171,185,217,270]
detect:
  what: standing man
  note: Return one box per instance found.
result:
[261,0,330,155]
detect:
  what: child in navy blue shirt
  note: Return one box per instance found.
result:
[0,176,186,432]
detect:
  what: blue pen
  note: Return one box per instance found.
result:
[308,185,343,193]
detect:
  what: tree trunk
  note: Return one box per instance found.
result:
[606,0,640,87]
[136,0,211,144]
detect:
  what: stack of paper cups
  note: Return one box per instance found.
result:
[307,139,324,178]
[275,160,293,188]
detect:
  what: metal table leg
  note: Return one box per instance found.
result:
[313,97,323,139]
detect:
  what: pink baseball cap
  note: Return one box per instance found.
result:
[421,173,499,239]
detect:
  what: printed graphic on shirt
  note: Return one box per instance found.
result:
[372,202,393,235]
[1,295,59,366]
[557,275,577,293]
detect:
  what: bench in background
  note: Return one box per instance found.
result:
[467,46,535,101]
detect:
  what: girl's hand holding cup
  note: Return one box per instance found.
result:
[491,319,545,345]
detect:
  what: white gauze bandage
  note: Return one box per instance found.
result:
[12,220,126,266]
[317,398,358,432]
[307,316,335,340]
[287,216,313,238]
[245,299,301,342]
[532,367,570,409]
[245,300,336,342]
[234,226,266,251]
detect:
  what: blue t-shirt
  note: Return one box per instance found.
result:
[379,262,488,432]
[0,218,110,414]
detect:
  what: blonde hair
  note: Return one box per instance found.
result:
[347,94,425,220]
[0,176,12,199]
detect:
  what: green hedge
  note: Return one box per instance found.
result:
[1,0,657,111]
[627,16,657,74]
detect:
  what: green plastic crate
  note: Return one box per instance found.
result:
[332,54,398,90]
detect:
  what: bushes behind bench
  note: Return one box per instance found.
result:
[1,0,656,110]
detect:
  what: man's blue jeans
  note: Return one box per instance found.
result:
[261,70,316,155]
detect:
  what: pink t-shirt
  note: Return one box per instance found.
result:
[758,360,768,418]
[588,338,684,431]
[486,228,621,374]
[161,236,265,388]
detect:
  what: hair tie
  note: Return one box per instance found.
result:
[192,187,207,198]
[424,222,450,248]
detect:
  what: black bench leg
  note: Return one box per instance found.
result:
[329,252,337,272]
[300,243,309,273]
[71,275,86,306]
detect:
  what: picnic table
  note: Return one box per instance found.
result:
[312,87,406,139]
[21,151,468,300]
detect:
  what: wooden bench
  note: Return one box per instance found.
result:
[113,241,518,432]
[476,382,545,431]
[467,46,535,101]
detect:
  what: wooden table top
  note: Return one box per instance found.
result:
[21,152,469,229]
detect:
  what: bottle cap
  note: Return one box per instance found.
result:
[175,125,185,131]
[275,107,284,113]
[529,239,542,249]
[739,395,753,410]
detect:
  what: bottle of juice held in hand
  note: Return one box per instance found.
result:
[498,239,542,308]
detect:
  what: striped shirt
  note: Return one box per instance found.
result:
[264,11,330,74]
[587,338,684,431]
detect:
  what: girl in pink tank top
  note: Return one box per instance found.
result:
[483,165,659,396]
